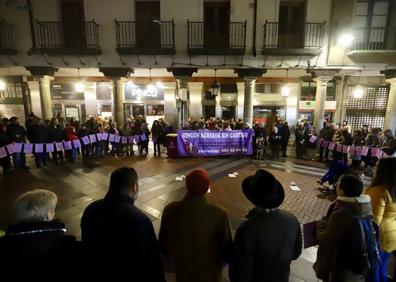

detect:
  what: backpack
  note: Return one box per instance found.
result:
[341,215,381,282]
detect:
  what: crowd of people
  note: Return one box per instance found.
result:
[0,113,174,173]
[1,157,396,281]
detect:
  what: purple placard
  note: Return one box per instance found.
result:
[153,136,158,143]
[121,136,128,144]
[35,144,44,153]
[114,135,121,143]
[309,135,318,143]
[55,142,64,152]
[128,136,134,144]
[355,146,362,156]
[328,142,336,150]
[371,147,381,158]
[361,146,369,156]
[108,134,115,142]
[82,136,90,145]
[64,141,72,150]
[321,140,330,149]
[46,143,54,153]
[342,145,349,154]
[72,139,82,148]
[133,135,140,144]
[382,151,389,158]
[316,137,323,146]
[23,143,33,154]
[336,144,343,152]
[6,144,14,155]
[102,133,109,141]
[13,143,22,153]
[177,129,254,157]
[96,133,103,141]
[140,134,147,142]
[89,134,97,143]
[0,147,7,159]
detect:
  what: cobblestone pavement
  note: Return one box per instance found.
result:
[0,151,369,282]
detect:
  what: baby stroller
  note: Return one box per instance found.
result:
[255,137,266,160]
[317,159,350,195]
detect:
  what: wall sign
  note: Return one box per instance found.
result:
[51,83,85,100]
[124,84,164,100]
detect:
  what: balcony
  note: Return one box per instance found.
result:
[115,20,175,55]
[348,26,396,55]
[187,20,246,55]
[29,20,101,56]
[262,21,325,56]
[0,20,17,55]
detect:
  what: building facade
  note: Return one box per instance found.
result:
[0,0,395,132]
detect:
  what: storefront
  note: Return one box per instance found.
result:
[0,80,27,124]
[96,82,113,118]
[124,83,164,126]
[51,82,86,122]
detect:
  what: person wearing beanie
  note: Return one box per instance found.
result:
[229,169,302,282]
[159,168,232,282]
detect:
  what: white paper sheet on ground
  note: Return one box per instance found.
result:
[228,174,237,178]
[207,187,211,193]
[175,175,185,181]
[290,182,296,186]
[290,185,301,191]
[232,172,238,176]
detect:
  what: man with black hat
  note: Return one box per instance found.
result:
[229,169,302,282]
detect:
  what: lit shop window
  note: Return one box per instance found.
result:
[147,105,164,116]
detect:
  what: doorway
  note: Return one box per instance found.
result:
[221,106,235,120]
[61,0,86,48]
[204,1,230,49]
[278,0,306,48]
[124,103,145,121]
[135,1,161,48]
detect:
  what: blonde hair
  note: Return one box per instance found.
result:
[15,189,58,223]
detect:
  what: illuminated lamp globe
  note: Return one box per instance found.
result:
[353,85,364,99]
[338,34,355,48]
[74,82,85,93]
[146,83,156,92]
[0,80,6,91]
[281,85,290,97]
[155,81,164,88]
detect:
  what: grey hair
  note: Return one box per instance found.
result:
[15,189,58,223]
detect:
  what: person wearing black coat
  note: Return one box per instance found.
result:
[229,170,302,282]
[7,117,28,169]
[0,123,12,174]
[279,122,290,157]
[0,189,86,282]
[48,118,65,164]
[151,120,163,156]
[27,118,48,168]
[81,167,165,282]
[295,123,308,159]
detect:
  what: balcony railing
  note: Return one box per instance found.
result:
[114,19,175,55]
[262,21,325,55]
[35,20,100,55]
[351,26,396,51]
[0,20,16,54]
[187,20,247,55]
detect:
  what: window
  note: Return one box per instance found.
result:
[255,84,282,94]
[96,83,112,100]
[345,85,389,132]
[147,105,164,116]
[300,80,336,101]
[0,83,23,99]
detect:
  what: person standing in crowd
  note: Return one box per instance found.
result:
[295,122,308,159]
[108,121,119,156]
[229,169,302,282]
[332,129,345,161]
[48,118,65,164]
[342,120,351,133]
[77,123,90,160]
[350,129,365,169]
[65,123,78,162]
[364,127,381,170]
[280,121,290,157]
[319,121,335,162]
[307,126,318,161]
[341,128,353,163]
[0,121,12,174]
[0,189,84,281]
[27,117,48,168]
[81,167,165,282]
[269,125,281,159]
[314,175,374,282]
[121,122,133,156]
[138,123,150,155]
[151,120,162,157]
[7,117,28,169]
[94,123,105,158]
[366,158,396,281]
[159,168,232,282]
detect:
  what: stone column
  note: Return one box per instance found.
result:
[188,82,203,120]
[38,75,54,120]
[384,77,396,133]
[112,78,125,126]
[313,76,332,130]
[243,78,256,126]
[236,82,245,120]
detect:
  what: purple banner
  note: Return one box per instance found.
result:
[177,129,253,157]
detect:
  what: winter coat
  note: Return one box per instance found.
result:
[81,192,165,282]
[151,124,162,138]
[280,126,290,145]
[0,220,85,282]
[159,195,232,282]
[0,129,10,146]
[229,208,302,282]
[48,126,65,142]
[7,123,27,143]
[27,124,48,143]
[314,195,372,282]
[366,186,396,252]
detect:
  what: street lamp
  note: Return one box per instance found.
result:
[0,80,6,91]
[353,85,364,99]
[338,33,355,48]
[210,69,220,96]
[74,68,85,93]
[281,85,290,97]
